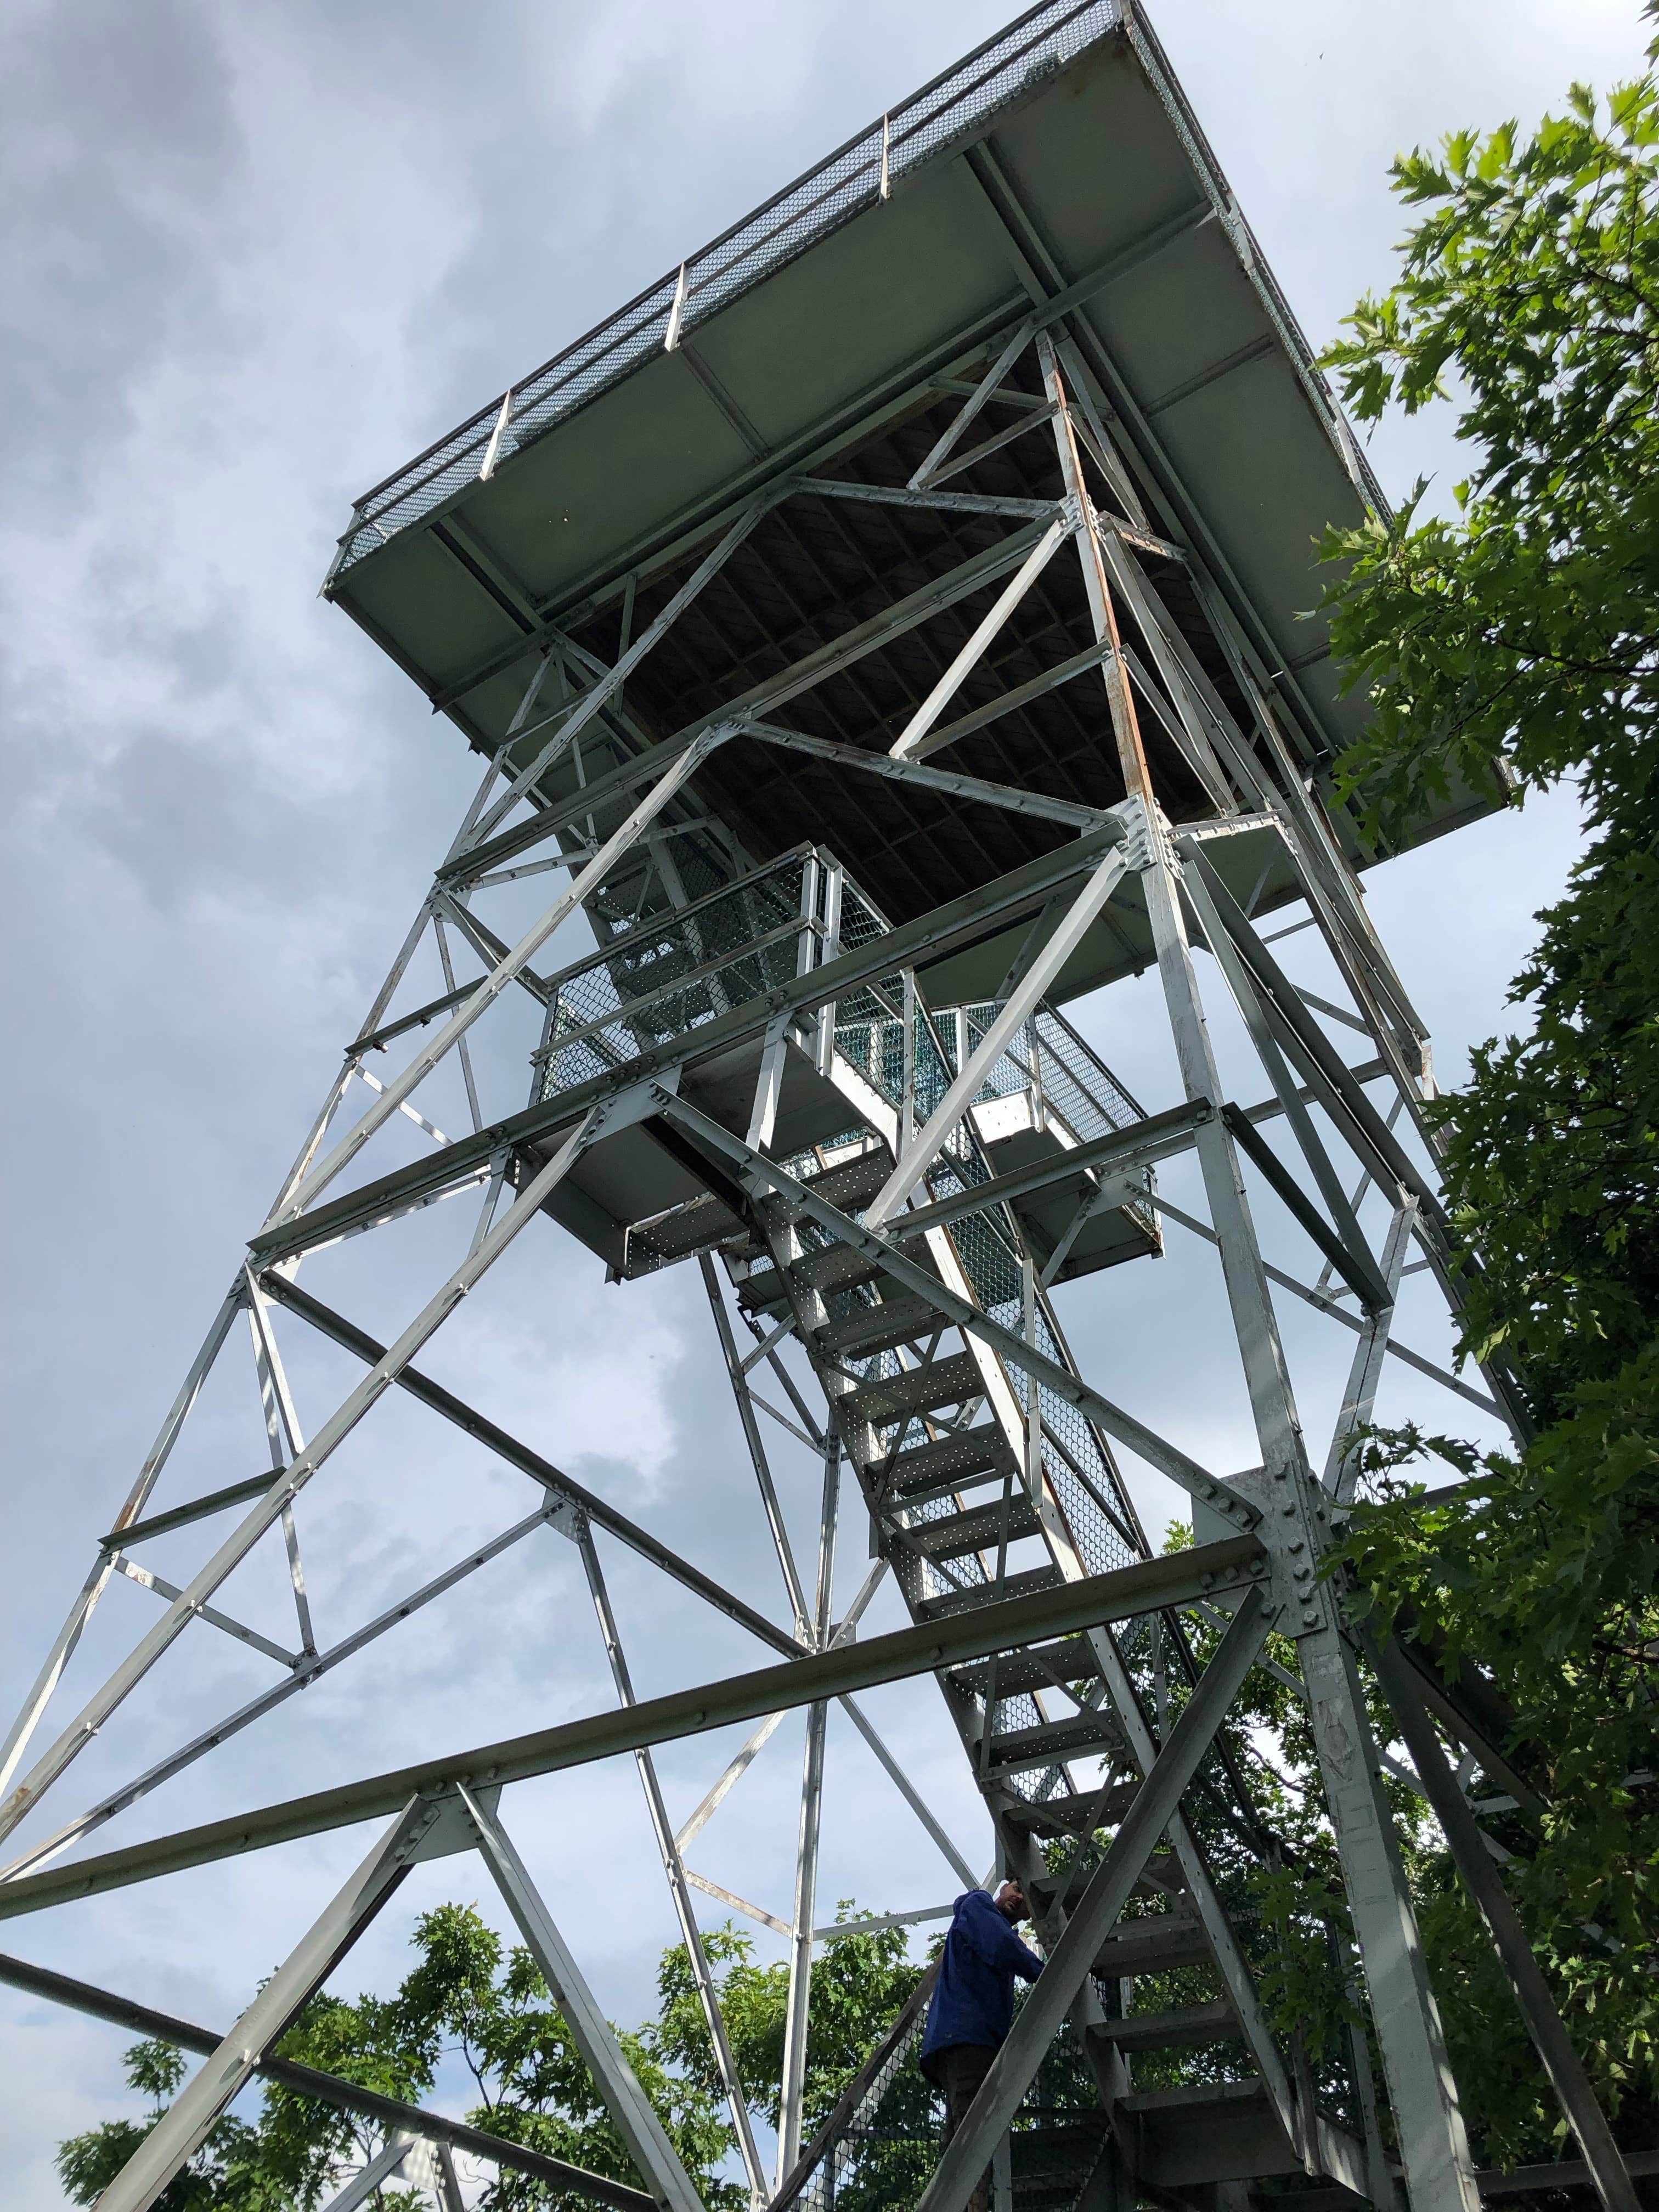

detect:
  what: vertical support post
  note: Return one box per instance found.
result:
[1039,332,1480,2212]
[815,859,844,1077]
[777,1436,842,2184]
[435,2142,467,2212]
[579,1532,770,2204]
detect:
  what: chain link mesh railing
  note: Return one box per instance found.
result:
[532,849,815,1100]
[329,0,1121,577]
[776,1972,1115,2212]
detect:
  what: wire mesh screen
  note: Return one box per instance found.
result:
[785,1995,936,2212]
[532,850,814,1101]
[330,0,1122,575]
[783,1991,1112,2212]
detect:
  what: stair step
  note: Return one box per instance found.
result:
[1001,1785,1138,1839]
[736,1264,789,1314]
[738,1237,913,1313]
[790,1148,894,1212]
[872,1425,1017,1498]
[1027,1852,1182,1912]
[1092,1915,1210,1977]
[916,1564,1063,1621]
[814,1292,941,1360]
[947,1634,1104,1700]
[898,1495,1042,1561]
[791,1244,887,1295]
[985,1711,1121,1773]
[847,1351,982,1425]
[1118,2079,1299,2189]
[1091,2000,1238,2052]
[624,1192,744,1273]
[1007,2114,1109,2194]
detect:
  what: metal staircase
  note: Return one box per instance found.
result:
[525,844,1379,2211]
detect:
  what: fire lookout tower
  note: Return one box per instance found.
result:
[2,8,1641,2212]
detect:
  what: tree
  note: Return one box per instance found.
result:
[57,1901,925,2211]
[1311,9,1659,2162]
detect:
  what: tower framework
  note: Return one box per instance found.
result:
[3,8,1643,2212]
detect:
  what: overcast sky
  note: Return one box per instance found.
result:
[0,2,1643,2202]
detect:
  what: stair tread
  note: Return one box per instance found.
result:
[1093,1915,1210,1975]
[736,1265,788,1313]
[814,1292,940,1359]
[625,1192,743,1270]
[789,1244,887,1294]
[789,1148,894,1210]
[848,1351,982,1423]
[1091,2000,1238,2051]
[1117,2079,1267,2114]
[916,1564,1063,1619]
[1001,1785,1138,1837]
[873,1426,1017,1495]
[898,1496,1042,1560]
[988,1711,1120,1762]
[947,1634,1105,1699]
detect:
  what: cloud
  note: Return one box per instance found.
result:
[0,1,1637,2198]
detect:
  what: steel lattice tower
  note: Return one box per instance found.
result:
[2,8,1640,2212]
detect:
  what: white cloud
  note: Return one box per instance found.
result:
[0,0,1621,2197]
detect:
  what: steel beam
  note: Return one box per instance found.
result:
[0,1097,630,1848]
[657,1088,1253,1522]
[246,825,1124,1270]
[0,1507,565,1884]
[0,1283,245,1803]
[746,718,1110,831]
[0,1538,1264,1919]
[468,500,770,846]
[865,850,1130,1223]
[262,1273,807,1659]
[276,736,722,1224]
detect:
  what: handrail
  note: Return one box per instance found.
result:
[769,1957,941,2212]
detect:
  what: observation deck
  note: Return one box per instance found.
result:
[323,0,1497,983]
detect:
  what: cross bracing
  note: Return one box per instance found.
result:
[4,8,1640,2212]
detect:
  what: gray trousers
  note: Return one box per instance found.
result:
[923,2041,998,2212]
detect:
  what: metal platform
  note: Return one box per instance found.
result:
[323,0,1495,918]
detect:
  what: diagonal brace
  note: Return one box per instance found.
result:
[656,1089,1255,1525]
[912,1589,1274,2212]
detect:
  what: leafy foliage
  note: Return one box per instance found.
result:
[1313,14,1659,2166]
[58,1901,925,2211]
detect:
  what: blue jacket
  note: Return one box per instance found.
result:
[921,1890,1043,2065]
